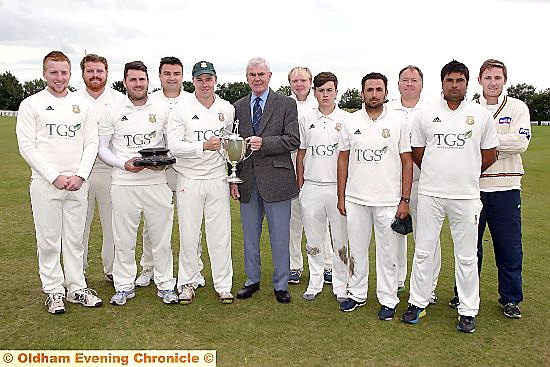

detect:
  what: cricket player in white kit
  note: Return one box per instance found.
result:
[389,65,441,303]
[288,66,333,284]
[167,61,234,304]
[135,56,205,289]
[402,60,498,333]
[337,72,413,321]
[296,72,349,302]
[16,51,103,314]
[98,61,178,306]
[77,54,125,282]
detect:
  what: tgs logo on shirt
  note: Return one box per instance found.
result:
[124,130,157,146]
[354,146,388,162]
[499,116,512,124]
[519,127,531,140]
[434,130,472,148]
[46,123,81,138]
[307,143,338,157]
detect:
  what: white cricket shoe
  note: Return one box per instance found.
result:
[45,293,65,314]
[109,289,136,306]
[135,268,154,287]
[158,289,179,304]
[178,285,195,305]
[67,288,103,307]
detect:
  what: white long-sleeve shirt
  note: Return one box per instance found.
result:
[167,95,234,179]
[16,89,98,183]
[476,95,531,191]
[76,87,126,172]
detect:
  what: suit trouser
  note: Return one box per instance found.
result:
[82,170,114,275]
[111,184,176,292]
[30,178,88,295]
[346,201,400,308]
[409,194,482,317]
[408,181,441,292]
[300,182,348,297]
[176,176,232,293]
[478,190,523,305]
[240,183,291,291]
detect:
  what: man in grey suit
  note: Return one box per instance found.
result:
[230,57,300,303]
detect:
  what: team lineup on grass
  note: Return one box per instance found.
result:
[15,51,530,335]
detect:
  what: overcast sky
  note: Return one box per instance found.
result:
[1,0,549,102]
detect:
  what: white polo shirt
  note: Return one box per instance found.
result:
[167,95,234,179]
[338,105,411,206]
[99,97,169,185]
[16,89,98,183]
[299,106,349,184]
[411,95,499,199]
[77,87,126,172]
[148,89,192,111]
[389,97,427,182]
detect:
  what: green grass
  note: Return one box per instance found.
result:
[1,116,549,366]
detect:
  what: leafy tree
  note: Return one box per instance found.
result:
[0,71,24,110]
[215,82,251,104]
[276,85,291,96]
[338,88,362,111]
[23,79,47,98]
[532,88,550,122]
[112,80,126,95]
[507,83,537,119]
[183,81,195,93]
[507,83,536,104]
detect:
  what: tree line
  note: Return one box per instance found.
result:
[1,71,550,121]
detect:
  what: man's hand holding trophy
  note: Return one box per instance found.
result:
[220,119,254,183]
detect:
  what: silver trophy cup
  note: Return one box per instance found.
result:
[222,134,252,183]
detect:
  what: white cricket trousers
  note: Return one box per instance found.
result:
[300,182,348,297]
[111,184,176,292]
[346,201,400,308]
[30,178,88,294]
[176,176,232,293]
[82,170,114,275]
[409,182,441,292]
[140,168,203,276]
[409,194,482,316]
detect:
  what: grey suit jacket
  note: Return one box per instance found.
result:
[233,88,300,203]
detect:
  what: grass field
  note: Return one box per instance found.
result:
[1,116,549,366]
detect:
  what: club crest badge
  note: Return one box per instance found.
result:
[382,128,390,138]
[72,105,80,114]
[149,114,156,123]
[335,122,341,132]
[466,116,474,125]
[219,113,225,122]
[201,62,207,68]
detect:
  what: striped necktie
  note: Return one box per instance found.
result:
[252,96,262,134]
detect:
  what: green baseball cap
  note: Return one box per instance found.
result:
[192,61,216,77]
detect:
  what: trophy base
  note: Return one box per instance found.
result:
[226,177,243,184]
[133,157,176,167]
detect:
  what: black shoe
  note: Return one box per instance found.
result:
[457,315,476,333]
[274,289,291,303]
[236,283,260,299]
[323,269,332,284]
[401,304,426,324]
[378,305,396,321]
[448,295,460,309]
[502,302,522,318]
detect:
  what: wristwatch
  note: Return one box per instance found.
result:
[400,197,410,203]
